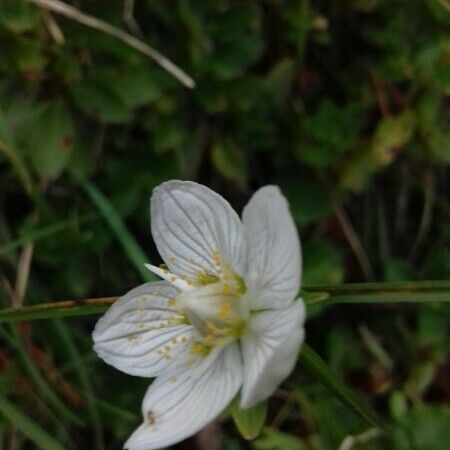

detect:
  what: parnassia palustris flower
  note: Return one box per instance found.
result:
[93,180,305,450]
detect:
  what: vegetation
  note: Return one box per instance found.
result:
[0,0,449,449]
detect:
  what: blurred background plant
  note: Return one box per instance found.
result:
[0,0,449,449]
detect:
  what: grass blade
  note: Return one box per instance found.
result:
[0,393,66,450]
[51,319,104,450]
[299,344,384,429]
[82,181,156,282]
[0,327,84,426]
[0,216,93,256]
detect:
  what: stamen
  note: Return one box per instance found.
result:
[190,341,211,356]
[144,264,194,291]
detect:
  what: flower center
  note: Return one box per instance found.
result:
[179,276,247,347]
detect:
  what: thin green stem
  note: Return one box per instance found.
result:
[299,344,385,429]
[0,297,117,323]
[0,281,448,323]
[303,280,450,305]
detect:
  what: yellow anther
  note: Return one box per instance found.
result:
[196,271,220,286]
[190,341,211,356]
[234,273,247,294]
[230,320,247,338]
[218,301,231,319]
[167,298,177,307]
[221,283,231,295]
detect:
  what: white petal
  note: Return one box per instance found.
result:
[92,281,194,378]
[151,180,246,282]
[242,186,301,310]
[124,344,242,450]
[240,300,305,408]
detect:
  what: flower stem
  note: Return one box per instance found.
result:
[0,280,449,324]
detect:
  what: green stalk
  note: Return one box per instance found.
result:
[302,280,450,305]
[0,297,116,323]
[1,280,448,324]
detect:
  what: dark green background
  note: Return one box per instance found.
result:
[0,0,449,449]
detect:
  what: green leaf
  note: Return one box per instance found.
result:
[264,58,296,103]
[428,131,450,163]
[299,344,384,429]
[28,100,75,180]
[298,100,362,168]
[372,111,416,166]
[231,399,267,440]
[71,81,132,124]
[14,38,46,78]
[253,427,306,450]
[280,177,333,226]
[303,239,343,286]
[0,0,39,33]
[0,393,66,450]
[211,139,247,187]
[82,181,155,282]
[0,133,33,195]
[340,111,416,191]
[112,71,162,109]
[387,406,450,450]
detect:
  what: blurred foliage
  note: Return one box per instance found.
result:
[0,0,449,449]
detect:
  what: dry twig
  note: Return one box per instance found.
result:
[27,0,195,88]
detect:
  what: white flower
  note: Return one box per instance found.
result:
[93,180,305,450]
